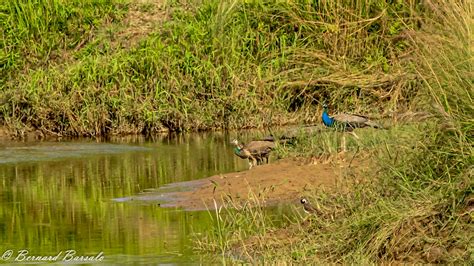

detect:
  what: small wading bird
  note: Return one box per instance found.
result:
[231,138,275,169]
[300,197,320,215]
[321,103,384,153]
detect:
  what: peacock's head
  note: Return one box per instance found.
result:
[322,102,328,109]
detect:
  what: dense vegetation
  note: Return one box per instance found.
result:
[1,0,472,263]
[3,0,418,136]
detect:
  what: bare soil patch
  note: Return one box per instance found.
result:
[162,157,361,210]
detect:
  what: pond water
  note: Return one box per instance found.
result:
[0,133,260,264]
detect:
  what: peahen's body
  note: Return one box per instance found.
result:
[231,141,256,169]
[231,139,275,169]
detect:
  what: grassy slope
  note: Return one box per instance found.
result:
[3,0,415,137]
[1,0,472,263]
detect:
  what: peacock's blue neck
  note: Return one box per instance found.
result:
[322,108,335,127]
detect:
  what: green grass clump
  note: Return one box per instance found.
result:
[0,0,127,81]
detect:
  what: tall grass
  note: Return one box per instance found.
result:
[194,0,473,263]
[0,0,126,81]
[195,186,289,263]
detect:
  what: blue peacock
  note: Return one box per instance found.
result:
[321,103,384,153]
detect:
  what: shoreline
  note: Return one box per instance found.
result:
[123,157,362,211]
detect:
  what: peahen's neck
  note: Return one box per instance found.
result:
[322,107,335,127]
[233,147,242,155]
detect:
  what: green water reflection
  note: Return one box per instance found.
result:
[0,133,249,264]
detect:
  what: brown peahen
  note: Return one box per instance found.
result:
[231,138,275,169]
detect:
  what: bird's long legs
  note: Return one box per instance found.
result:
[337,134,347,160]
[339,131,360,159]
[248,156,257,169]
[338,131,360,159]
[342,134,347,153]
[349,131,359,139]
